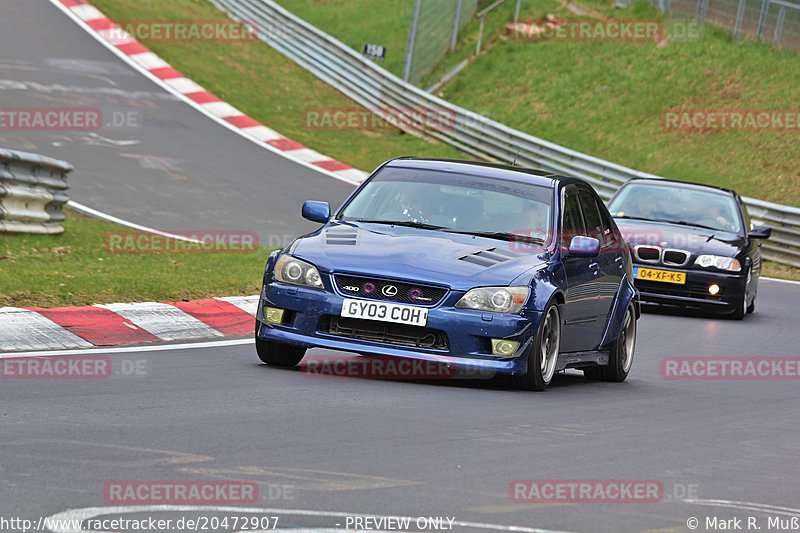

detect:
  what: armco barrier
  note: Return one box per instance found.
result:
[220,0,800,266]
[0,148,72,234]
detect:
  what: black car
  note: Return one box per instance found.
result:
[607,178,771,319]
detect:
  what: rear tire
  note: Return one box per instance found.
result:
[255,320,306,367]
[512,303,560,391]
[584,304,636,382]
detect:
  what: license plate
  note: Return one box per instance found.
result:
[634,267,686,284]
[341,298,428,327]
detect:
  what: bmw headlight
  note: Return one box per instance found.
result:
[455,286,529,314]
[694,254,742,272]
[274,254,324,289]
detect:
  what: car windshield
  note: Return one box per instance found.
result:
[608,182,742,233]
[339,166,554,245]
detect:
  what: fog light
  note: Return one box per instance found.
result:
[708,284,720,295]
[265,307,285,324]
[491,339,519,357]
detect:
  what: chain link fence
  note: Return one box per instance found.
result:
[403,0,480,84]
[650,0,800,50]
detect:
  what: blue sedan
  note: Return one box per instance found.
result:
[255,158,639,390]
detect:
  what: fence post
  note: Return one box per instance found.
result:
[514,0,522,24]
[775,5,786,41]
[757,0,770,38]
[476,14,486,54]
[733,0,747,37]
[697,0,710,24]
[451,0,464,51]
[403,0,423,82]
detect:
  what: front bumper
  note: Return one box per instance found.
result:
[632,264,745,311]
[256,280,541,375]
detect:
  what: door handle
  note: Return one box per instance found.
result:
[589,262,599,273]
[615,256,624,268]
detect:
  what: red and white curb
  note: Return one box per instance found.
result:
[50,0,367,187]
[0,296,258,352]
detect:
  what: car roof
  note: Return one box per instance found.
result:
[383,157,565,188]
[620,177,737,197]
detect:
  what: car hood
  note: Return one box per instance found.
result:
[615,219,744,257]
[289,222,549,290]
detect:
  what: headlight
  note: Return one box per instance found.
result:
[274,254,324,289]
[455,286,529,314]
[694,254,742,272]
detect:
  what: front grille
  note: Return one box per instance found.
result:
[319,316,449,350]
[635,246,660,262]
[663,249,689,266]
[634,245,691,267]
[334,274,447,306]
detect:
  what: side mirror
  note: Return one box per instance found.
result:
[568,236,601,257]
[748,225,771,240]
[301,201,330,223]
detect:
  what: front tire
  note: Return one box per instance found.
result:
[731,266,751,320]
[585,304,636,382]
[512,302,561,391]
[255,320,306,367]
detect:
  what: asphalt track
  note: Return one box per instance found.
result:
[0,0,354,241]
[1,1,800,532]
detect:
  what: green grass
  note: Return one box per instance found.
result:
[0,209,272,307]
[15,0,789,304]
[88,0,465,174]
[274,0,800,207]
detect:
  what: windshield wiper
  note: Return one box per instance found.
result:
[613,215,663,221]
[346,219,448,231]
[446,229,545,244]
[651,219,719,231]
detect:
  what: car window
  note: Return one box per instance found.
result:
[608,183,742,233]
[339,167,554,243]
[578,188,604,243]
[561,187,584,247]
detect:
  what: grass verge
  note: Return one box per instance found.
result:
[274,0,800,207]
[88,0,465,173]
[0,209,272,307]
[47,0,798,288]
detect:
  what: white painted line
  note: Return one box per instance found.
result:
[45,505,577,533]
[0,308,92,351]
[241,125,284,142]
[0,338,253,358]
[94,302,224,342]
[762,276,800,285]
[99,28,135,45]
[684,498,800,517]
[286,148,329,164]
[47,0,365,187]
[163,76,205,94]
[215,295,260,316]
[70,4,104,21]
[128,51,170,70]
[66,200,202,243]
[200,101,245,119]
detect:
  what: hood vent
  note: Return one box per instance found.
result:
[325,227,358,246]
[459,247,519,267]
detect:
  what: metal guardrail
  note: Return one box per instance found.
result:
[0,148,72,234]
[210,0,800,267]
